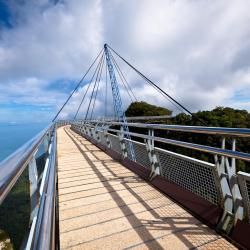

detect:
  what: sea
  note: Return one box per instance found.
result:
[0,122,49,162]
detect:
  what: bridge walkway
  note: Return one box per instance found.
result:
[57,126,236,250]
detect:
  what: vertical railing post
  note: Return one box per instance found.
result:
[215,137,232,232]
[88,126,92,137]
[82,124,86,135]
[29,151,39,223]
[146,129,159,180]
[93,126,97,140]
[43,132,50,154]
[215,137,244,232]
[90,127,94,138]
[79,122,84,135]
[119,126,127,158]
[94,125,100,142]
[225,138,243,224]
[104,130,111,149]
[84,125,88,136]
[86,126,91,137]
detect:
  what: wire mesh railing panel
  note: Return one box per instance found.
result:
[156,148,221,205]
[125,140,151,169]
[238,172,250,222]
[108,134,122,154]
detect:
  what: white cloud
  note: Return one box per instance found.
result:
[1,0,250,122]
[103,0,250,113]
[0,77,66,105]
[0,0,103,81]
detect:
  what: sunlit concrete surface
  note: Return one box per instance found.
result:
[57,126,236,250]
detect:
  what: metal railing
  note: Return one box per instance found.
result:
[0,123,58,249]
[1,120,250,248]
[31,130,57,250]
[78,120,250,137]
[238,172,250,223]
[71,120,250,233]
[0,125,51,204]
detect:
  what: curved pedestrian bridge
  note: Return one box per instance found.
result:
[57,126,235,249]
[1,44,250,249]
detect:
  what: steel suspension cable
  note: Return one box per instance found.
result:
[108,45,241,152]
[110,49,185,113]
[74,51,104,120]
[105,59,108,118]
[52,48,103,122]
[109,52,137,102]
[109,48,187,114]
[107,45,207,125]
[109,49,182,114]
[85,54,104,120]
[144,79,185,114]
[110,51,138,101]
[90,55,105,120]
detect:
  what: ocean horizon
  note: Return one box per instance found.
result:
[0,122,49,162]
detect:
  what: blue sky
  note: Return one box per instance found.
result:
[0,0,250,123]
[0,1,11,27]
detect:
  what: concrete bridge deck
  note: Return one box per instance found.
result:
[57,126,236,250]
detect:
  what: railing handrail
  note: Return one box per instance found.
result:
[79,120,250,137]
[79,123,250,162]
[0,124,53,205]
[32,129,57,250]
[70,121,250,248]
[83,115,172,121]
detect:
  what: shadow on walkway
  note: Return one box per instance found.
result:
[60,127,223,249]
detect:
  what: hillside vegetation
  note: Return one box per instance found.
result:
[126,101,172,117]
[125,102,250,173]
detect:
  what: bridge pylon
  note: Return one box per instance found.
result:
[103,44,136,161]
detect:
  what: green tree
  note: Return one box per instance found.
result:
[125,103,250,173]
[125,101,172,117]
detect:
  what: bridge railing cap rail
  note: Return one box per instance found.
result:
[80,120,250,137]
[74,122,250,162]
[32,129,57,250]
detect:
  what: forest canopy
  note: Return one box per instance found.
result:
[125,101,172,117]
[174,106,250,128]
[125,102,250,173]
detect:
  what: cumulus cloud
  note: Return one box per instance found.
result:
[103,0,250,112]
[0,0,103,81]
[1,0,250,122]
